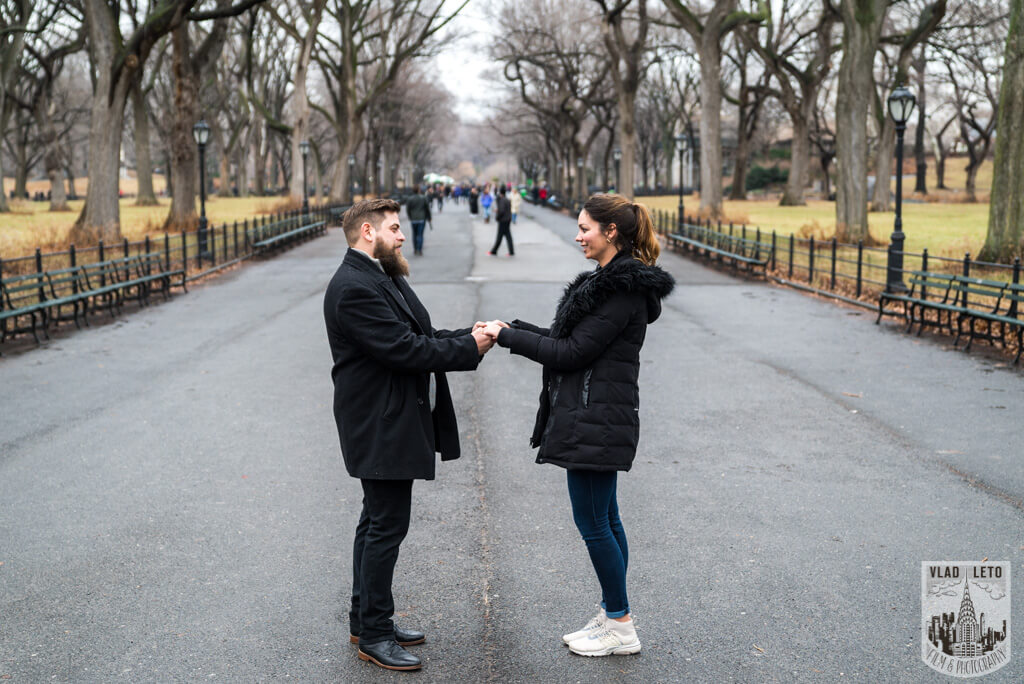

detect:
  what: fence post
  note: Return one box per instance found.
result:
[244,218,250,252]
[771,230,777,271]
[1010,257,1021,318]
[145,236,152,275]
[233,221,239,258]
[164,233,171,271]
[181,231,187,274]
[0,256,4,319]
[962,253,972,307]
[856,241,864,298]
[35,248,44,305]
[98,241,106,287]
[788,233,794,278]
[921,248,929,302]
[809,236,816,286]
[222,223,228,262]
[70,245,78,295]
[830,237,837,290]
[209,221,216,266]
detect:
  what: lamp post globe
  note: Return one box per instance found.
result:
[299,140,310,217]
[192,120,211,261]
[613,147,621,194]
[675,134,686,228]
[885,84,917,293]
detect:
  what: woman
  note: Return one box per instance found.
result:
[484,193,674,656]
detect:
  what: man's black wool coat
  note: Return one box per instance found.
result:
[324,248,480,480]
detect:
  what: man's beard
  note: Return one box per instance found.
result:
[374,241,409,277]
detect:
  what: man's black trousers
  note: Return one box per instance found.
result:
[490,220,514,255]
[349,478,413,644]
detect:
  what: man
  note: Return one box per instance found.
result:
[488,186,514,256]
[323,199,494,671]
[404,186,431,256]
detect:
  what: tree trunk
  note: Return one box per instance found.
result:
[870,114,895,211]
[34,97,69,211]
[835,0,887,243]
[13,134,28,199]
[730,104,750,200]
[617,93,637,199]
[965,152,980,203]
[237,145,249,197]
[131,81,159,206]
[982,0,1024,260]
[780,100,812,206]
[287,0,326,205]
[164,24,199,231]
[697,36,724,217]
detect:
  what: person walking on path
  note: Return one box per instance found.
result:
[404,186,431,256]
[323,199,496,672]
[489,186,514,256]
[482,193,674,657]
[481,186,494,223]
[510,187,521,224]
[468,186,479,217]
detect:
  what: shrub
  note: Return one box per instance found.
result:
[746,164,789,191]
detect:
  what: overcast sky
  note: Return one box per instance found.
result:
[434,2,499,123]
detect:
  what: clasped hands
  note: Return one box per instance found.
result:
[470,319,509,354]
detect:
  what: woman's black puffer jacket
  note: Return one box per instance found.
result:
[496,250,675,471]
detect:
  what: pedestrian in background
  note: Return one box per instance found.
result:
[468,186,479,217]
[481,193,674,658]
[404,185,431,256]
[509,186,521,224]
[481,186,493,223]
[323,199,495,672]
[488,186,514,257]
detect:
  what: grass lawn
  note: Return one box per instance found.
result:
[639,197,990,259]
[0,196,303,258]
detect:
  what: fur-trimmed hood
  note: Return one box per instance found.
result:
[549,251,675,338]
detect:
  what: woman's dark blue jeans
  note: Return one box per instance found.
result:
[566,470,629,617]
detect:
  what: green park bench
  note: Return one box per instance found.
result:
[667,223,772,277]
[0,252,185,346]
[877,271,1024,364]
[246,216,326,256]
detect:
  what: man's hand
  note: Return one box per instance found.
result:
[473,319,509,333]
[482,322,505,339]
[472,328,495,355]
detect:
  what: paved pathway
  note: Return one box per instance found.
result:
[1,201,1022,682]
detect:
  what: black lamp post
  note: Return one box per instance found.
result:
[613,148,621,194]
[577,156,585,206]
[886,84,916,293]
[299,140,310,218]
[192,119,211,260]
[676,134,686,228]
[557,161,563,196]
[347,153,356,202]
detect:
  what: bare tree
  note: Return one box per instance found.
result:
[663,0,763,216]
[983,0,1024,260]
[592,0,652,200]
[740,0,838,206]
[0,0,33,212]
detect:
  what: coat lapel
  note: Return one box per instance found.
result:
[343,248,424,333]
[391,276,432,335]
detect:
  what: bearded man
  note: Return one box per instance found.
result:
[323,199,494,671]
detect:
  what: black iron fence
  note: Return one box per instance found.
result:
[0,202,346,317]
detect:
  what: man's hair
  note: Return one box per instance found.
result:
[342,199,401,245]
[499,186,507,196]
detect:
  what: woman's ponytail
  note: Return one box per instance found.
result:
[630,203,660,265]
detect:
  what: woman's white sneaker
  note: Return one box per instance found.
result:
[562,607,607,645]
[567,616,641,656]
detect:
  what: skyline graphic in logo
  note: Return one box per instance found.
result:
[922,561,1011,678]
